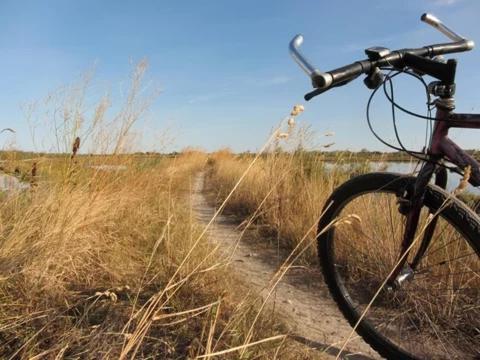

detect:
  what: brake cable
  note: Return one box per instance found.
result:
[366,67,462,175]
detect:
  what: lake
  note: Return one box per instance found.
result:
[0,174,30,192]
[324,161,480,195]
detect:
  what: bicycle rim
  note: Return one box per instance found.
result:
[323,183,480,359]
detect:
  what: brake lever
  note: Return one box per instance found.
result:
[304,88,327,101]
[304,79,353,101]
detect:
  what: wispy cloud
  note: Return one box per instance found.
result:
[187,93,223,104]
[340,34,400,54]
[431,0,460,6]
[186,75,290,104]
[237,74,292,87]
[265,76,290,86]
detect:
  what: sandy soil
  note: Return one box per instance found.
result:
[191,173,382,360]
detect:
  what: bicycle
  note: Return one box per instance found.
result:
[289,13,480,360]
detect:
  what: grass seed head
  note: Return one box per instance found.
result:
[454,165,471,194]
[290,104,304,116]
[71,136,81,160]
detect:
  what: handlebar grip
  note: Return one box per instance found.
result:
[328,61,371,85]
[429,40,475,56]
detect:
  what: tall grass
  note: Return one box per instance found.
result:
[0,67,313,359]
[207,148,372,263]
[208,138,480,357]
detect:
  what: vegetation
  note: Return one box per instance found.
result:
[0,67,315,359]
[207,149,374,263]
[207,143,480,357]
[235,149,480,163]
[208,146,480,262]
[1,59,478,357]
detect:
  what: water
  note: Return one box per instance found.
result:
[0,174,30,192]
[325,161,480,195]
[90,165,127,171]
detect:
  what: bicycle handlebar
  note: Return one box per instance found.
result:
[421,13,464,42]
[290,13,475,101]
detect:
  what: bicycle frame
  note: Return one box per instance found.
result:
[291,14,480,357]
[432,107,480,186]
[390,99,480,286]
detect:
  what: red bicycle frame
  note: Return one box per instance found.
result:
[390,99,480,286]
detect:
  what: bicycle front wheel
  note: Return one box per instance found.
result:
[318,172,480,360]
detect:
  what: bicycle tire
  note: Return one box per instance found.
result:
[317,172,480,360]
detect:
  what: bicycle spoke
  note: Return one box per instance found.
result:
[417,251,477,271]
[326,187,480,359]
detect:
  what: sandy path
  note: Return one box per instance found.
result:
[191,173,381,359]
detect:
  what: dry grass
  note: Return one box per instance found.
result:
[0,68,319,359]
[207,148,369,263]
[331,190,480,357]
[208,142,480,358]
[0,151,304,359]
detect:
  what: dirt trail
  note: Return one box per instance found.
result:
[191,173,381,359]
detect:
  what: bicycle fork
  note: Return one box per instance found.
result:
[387,162,447,288]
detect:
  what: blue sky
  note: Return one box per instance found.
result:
[0,0,479,152]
